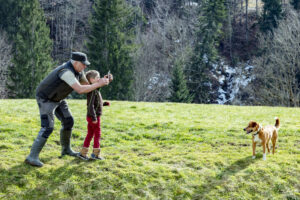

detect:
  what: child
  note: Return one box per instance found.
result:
[78,70,112,160]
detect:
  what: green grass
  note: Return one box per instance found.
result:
[0,99,299,200]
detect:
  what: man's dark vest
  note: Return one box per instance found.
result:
[36,61,81,102]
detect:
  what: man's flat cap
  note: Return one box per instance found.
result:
[71,52,90,65]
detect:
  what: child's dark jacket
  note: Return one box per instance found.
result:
[87,90,103,121]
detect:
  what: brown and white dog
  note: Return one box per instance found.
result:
[243,118,280,161]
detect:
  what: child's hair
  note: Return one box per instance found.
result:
[86,70,100,83]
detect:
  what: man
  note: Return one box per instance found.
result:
[25,52,112,167]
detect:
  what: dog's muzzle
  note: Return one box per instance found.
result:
[243,128,251,134]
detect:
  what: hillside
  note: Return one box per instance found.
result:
[0,99,299,199]
[0,0,267,102]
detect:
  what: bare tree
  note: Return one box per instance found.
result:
[133,0,198,101]
[256,0,259,16]
[40,0,92,63]
[226,0,233,62]
[247,8,300,106]
[240,0,243,25]
[0,30,12,98]
[245,0,248,43]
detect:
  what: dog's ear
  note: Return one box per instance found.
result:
[251,121,257,127]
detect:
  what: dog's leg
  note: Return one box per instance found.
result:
[272,130,278,155]
[266,140,270,153]
[252,142,256,159]
[272,137,277,154]
[262,142,267,161]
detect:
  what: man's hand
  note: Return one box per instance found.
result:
[92,120,97,124]
[97,78,109,87]
[109,74,113,82]
[104,74,113,82]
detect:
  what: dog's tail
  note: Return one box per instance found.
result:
[274,117,280,129]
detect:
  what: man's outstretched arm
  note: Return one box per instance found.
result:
[60,70,109,94]
[71,78,109,94]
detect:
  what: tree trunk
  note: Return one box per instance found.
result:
[240,0,243,25]
[245,0,248,43]
[227,0,233,63]
[256,0,258,17]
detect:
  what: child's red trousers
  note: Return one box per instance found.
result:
[83,116,101,148]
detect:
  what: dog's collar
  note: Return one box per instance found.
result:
[253,125,261,136]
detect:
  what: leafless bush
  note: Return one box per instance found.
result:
[246,7,300,106]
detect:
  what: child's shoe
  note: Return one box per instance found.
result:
[90,148,104,160]
[78,147,89,160]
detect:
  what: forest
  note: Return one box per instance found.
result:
[1,0,300,106]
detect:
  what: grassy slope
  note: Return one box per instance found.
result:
[0,99,299,200]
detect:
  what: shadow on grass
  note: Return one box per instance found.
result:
[194,155,259,198]
[0,161,37,193]
[0,155,93,198]
[24,159,98,198]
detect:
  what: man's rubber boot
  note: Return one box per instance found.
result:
[60,129,79,157]
[25,134,47,167]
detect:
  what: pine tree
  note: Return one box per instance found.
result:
[141,0,156,14]
[186,0,226,103]
[87,0,135,100]
[8,0,53,98]
[168,60,193,103]
[291,0,300,10]
[0,0,22,37]
[260,0,283,33]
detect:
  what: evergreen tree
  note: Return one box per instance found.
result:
[87,0,135,100]
[141,0,156,15]
[171,0,184,15]
[260,0,283,33]
[8,0,53,98]
[168,59,193,103]
[291,0,300,10]
[186,0,226,103]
